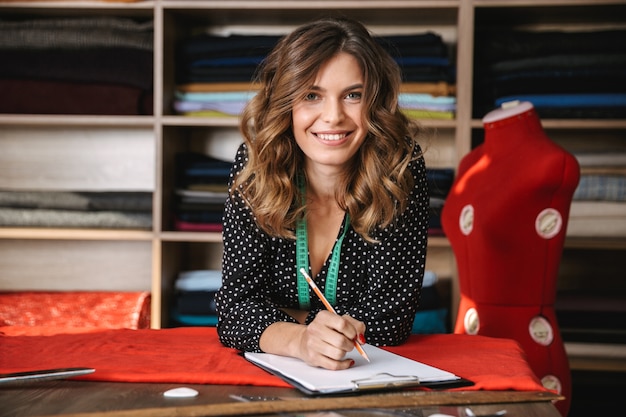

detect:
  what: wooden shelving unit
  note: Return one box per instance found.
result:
[0,0,623,371]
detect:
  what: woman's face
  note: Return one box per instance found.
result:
[292,52,367,174]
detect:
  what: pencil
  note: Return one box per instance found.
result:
[299,267,371,362]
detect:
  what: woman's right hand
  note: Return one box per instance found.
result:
[259,310,365,370]
[296,310,365,370]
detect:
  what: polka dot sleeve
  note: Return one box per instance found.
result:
[215,144,299,352]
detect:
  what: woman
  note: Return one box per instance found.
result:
[215,17,429,370]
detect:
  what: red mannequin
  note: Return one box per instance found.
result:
[441,101,579,416]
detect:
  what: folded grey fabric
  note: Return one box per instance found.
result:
[0,16,153,31]
[0,191,152,212]
[0,208,152,229]
[0,17,153,50]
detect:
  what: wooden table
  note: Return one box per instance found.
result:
[0,380,562,417]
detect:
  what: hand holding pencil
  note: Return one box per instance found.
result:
[299,268,371,363]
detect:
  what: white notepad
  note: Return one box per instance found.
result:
[245,344,470,395]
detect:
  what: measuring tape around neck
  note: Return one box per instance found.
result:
[296,175,349,310]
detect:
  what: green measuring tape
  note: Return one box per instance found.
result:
[296,175,350,310]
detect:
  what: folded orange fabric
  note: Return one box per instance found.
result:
[0,327,546,392]
[0,291,151,330]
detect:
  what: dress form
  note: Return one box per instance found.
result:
[441,101,580,416]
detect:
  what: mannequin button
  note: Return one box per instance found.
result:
[535,208,562,239]
[541,374,562,395]
[464,307,479,335]
[529,316,554,346]
[459,204,474,236]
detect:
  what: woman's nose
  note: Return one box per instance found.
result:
[321,99,345,124]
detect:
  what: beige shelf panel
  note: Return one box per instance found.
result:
[0,228,153,241]
[0,115,154,127]
[566,342,626,372]
[0,239,152,292]
[0,126,156,191]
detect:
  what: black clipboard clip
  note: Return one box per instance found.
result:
[352,372,420,390]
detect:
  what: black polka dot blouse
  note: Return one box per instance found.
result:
[215,143,429,353]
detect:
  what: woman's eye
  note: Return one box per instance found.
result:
[346,92,362,100]
[304,92,318,101]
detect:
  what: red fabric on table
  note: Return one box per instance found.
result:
[0,327,285,387]
[386,334,545,392]
[0,327,546,392]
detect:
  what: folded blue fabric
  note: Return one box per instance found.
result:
[574,175,626,201]
[412,309,448,334]
[175,270,222,292]
[496,93,626,108]
[174,100,247,115]
[395,56,450,67]
[190,56,265,67]
[170,311,218,327]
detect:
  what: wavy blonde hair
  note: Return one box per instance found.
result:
[234,17,423,242]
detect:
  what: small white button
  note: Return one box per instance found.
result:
[459,204,474,236]
[529,316,554,346]
[541,374,562,395]
[464,307,480,335]
[535,208,562,239]
[163,387,199,398]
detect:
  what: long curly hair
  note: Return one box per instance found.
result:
[234,17,424,242]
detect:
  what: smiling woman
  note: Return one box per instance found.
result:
[215,17,430,371]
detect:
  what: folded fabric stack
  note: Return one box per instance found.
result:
[173,152,232,232]
[567,150,626,238]
[173,31,455,120]
[426,168,455,236]
[0,16,153,115]
[0,191,152,229]
[170,270,222,327]
[378,32,457,119]
[173,34,279,117]
[412,270,448,334]
[474,29,626,119]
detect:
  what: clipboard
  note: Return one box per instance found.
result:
[245,344,473,395]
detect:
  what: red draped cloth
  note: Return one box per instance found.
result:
[0,327,547,393]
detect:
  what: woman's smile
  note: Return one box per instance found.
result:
[314,131,352,143]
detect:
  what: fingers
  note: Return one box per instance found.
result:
[342,314,367,344]
[298,311,366,370]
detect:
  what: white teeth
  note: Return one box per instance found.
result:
[317,133,346,141]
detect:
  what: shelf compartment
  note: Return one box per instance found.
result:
[0,238,152,292]
[158,240,223,327]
